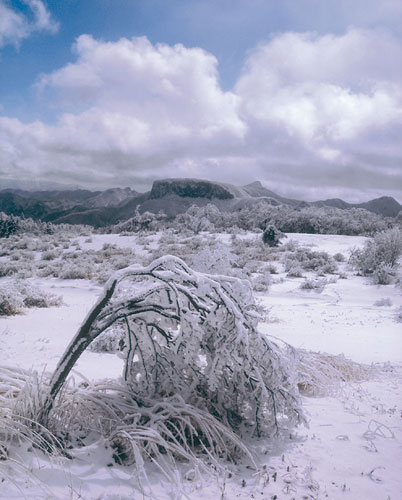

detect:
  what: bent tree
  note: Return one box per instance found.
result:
[39,255,304,442]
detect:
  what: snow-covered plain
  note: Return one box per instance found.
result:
[1,231,401,499]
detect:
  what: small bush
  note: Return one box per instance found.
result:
[252,273,272,292]
[285,249,338,275]
[350,228,402,284]
[262,224,286,247]
[0,280,62,316]
[0,212,19,238]
[60,264,93,280]
[374,298,392,307]
[300,278,328,291]
[333,252,345,262]
[286,265,304,278]
[89,325,125,353]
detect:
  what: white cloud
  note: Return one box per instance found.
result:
[236,29,402,146]
[0,0,58,48]
[38,35,245,141]
[1,29,402,202]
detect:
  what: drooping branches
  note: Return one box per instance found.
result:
[39,255,304,442]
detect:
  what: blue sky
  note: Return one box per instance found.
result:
[0,0,401,201]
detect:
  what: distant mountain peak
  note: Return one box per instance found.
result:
[150,178,235,200]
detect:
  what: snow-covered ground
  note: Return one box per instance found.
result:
[1,231,401,499]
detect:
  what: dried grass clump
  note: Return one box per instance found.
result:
[297,350,372,396]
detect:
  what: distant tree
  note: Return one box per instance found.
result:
[0,212,19,238]
[262,224,286,247]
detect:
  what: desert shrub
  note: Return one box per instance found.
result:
[252,272,272,292]
[0,280,61,316]
[281,239,299,252]
[374,298,392,307]
[0,213,19,238]
[285,249,338,275]
[231,238,277,271]
[191,241,236,276]
[110,255,132,270]
[89,324,125,353]
[333,252,346,262]
[286,265,304,278]
[372,263,394,285]
[0,262,19,277]
[265,263,278,274]
[60,263,93,280]
[109,209,167,233]
[0,287,23,315]
[37,256,304,473]
[300,277,328,291]
[36,264,59,278]
[350,228,402,283]
[262,224,286,247]
[41,249,62,261]
[395,307,402,323]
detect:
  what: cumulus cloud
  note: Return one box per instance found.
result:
[236,29,402,145]
[0,29,401,201]
[38,35,245,141]
[0,0,58,48]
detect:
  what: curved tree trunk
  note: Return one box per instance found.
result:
[39,278,118,425]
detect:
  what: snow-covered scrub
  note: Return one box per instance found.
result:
[0,279,62,316]
[350,227,402,284]
[262,224,286,247]
[0,230,401,499]
[154,203,395,236]
[30,256,304,478]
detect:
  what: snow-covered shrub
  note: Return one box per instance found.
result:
[350,228,402,284]
[0,262,19,277]
[281,239,299,252]
[374,298,392,307]
[89,324,124,353]
[262,224,286,247]
[333,252,346,262]
[372,263,394,285]
[300,277,328,291]
[41,249,61,261]
[191,241,236,275]
[395,307,402,323]
[252,272,272,292]
[0,212,19,238]
[36,263,59,278]
[285,249,338,275]
[266,263,278,274]
[0,280,62,316]
[60,263,93,280]
[39,256,304,468]
[0,287,23,315]
[286,265,304,278]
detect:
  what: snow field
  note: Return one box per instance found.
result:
[0,230,401,499]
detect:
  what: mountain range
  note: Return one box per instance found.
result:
[0,178,401,227]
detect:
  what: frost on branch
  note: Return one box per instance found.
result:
[40,256,304,447]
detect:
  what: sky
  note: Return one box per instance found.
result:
[0,0,401,202]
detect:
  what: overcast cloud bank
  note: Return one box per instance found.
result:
[0,26,401,202]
